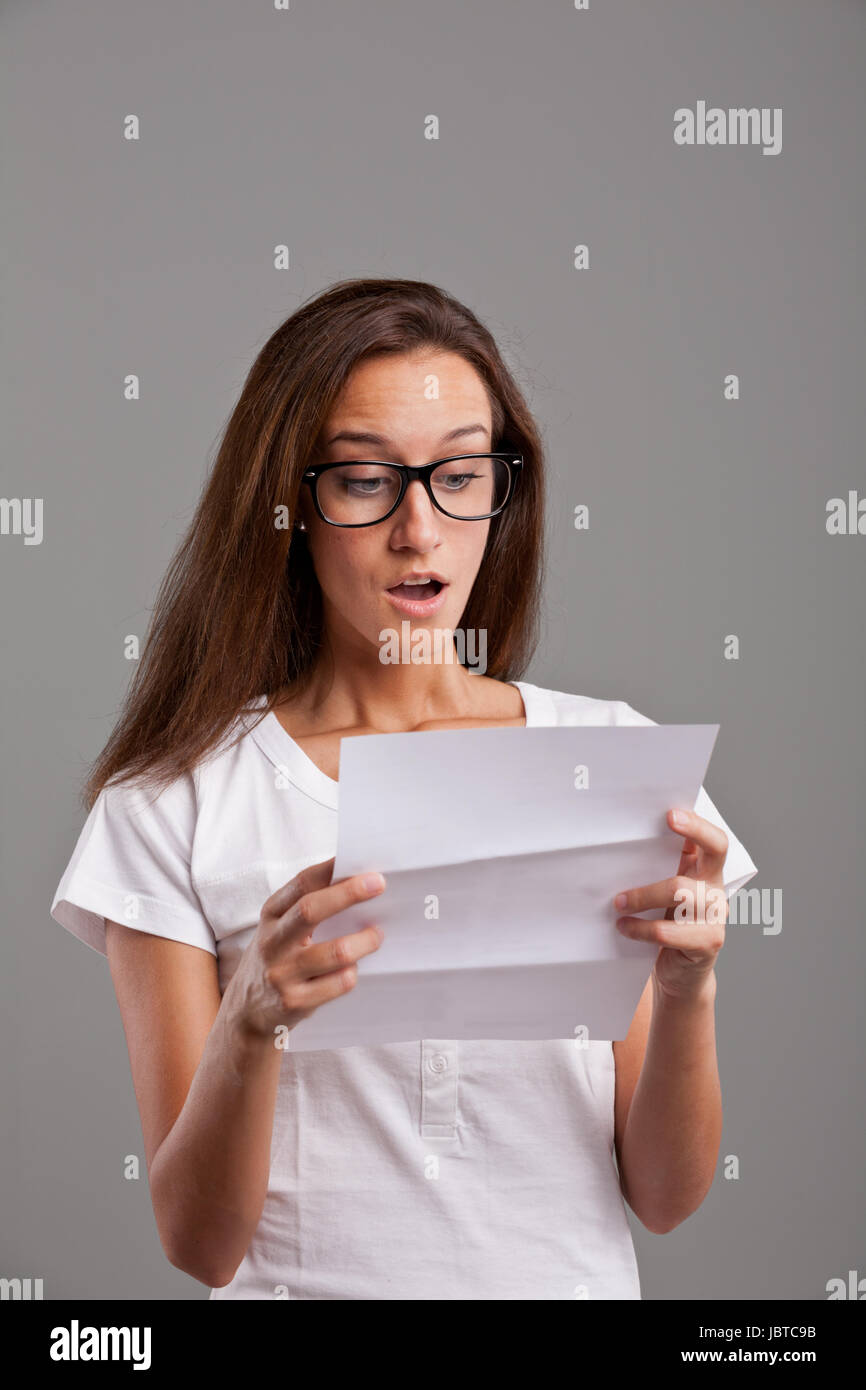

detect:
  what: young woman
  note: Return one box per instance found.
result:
[51,277,757,1300]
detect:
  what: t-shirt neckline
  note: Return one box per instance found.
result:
[247,680,554,811]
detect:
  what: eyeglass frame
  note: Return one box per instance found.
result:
[300,452,524,528]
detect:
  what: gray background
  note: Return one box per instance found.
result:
[2,0,863,1300]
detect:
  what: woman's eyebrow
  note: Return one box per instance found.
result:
[324,423,489,449]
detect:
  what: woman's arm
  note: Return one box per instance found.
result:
[106,923,283,1288]
[613,971,721,1233]
[105,858,386,1288]
[612,806,730,1233]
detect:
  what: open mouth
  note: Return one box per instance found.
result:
[386,578,445,600]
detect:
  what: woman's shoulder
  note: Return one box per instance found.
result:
[97,699,274,823]
[519,681,658,728]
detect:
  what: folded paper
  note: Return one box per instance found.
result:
[288,724,720,1051]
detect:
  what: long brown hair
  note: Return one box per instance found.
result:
[84,278,546,809]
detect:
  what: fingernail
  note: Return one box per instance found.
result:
[614,893,628,908]
[363,872,385,892]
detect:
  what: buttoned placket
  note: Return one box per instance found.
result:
[420,1040,459,1139]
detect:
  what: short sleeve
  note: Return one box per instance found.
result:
[614,700,758,898]
[50,772,217,958]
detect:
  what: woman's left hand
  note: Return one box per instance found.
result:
[613,807,729,1001]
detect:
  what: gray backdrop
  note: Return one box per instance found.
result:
[2,0,864,1300]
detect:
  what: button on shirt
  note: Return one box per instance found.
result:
[50,681,758,1300]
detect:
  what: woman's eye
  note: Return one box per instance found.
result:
[344,476,386,495]
[439,472,479,490]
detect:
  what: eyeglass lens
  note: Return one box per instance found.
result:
[315,456,512,524]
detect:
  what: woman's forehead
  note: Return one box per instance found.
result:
[324,353,492,442]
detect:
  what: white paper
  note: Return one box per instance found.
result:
[289,724,719,1051]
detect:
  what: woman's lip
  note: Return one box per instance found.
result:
[382,583,449,617]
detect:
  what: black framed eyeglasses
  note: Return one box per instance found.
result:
[301,453,524,527]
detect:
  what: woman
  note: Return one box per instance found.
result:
[51,277,757,1300]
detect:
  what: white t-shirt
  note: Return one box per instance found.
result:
[51,681,758,1300]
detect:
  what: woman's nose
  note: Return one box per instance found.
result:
[390,478,441,546]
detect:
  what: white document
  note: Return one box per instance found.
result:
[289,724,720,1052]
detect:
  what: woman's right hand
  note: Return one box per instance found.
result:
[227,857,386,1041]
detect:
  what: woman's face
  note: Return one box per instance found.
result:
[298,350,496,657]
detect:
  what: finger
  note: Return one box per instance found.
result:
[668,808,728,873]
[301,922,384,981]
[294,958,365,1009]
[614,875,726,918]
[273,869,386,947]
[616,915,725,953]
[263,857,335,921]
